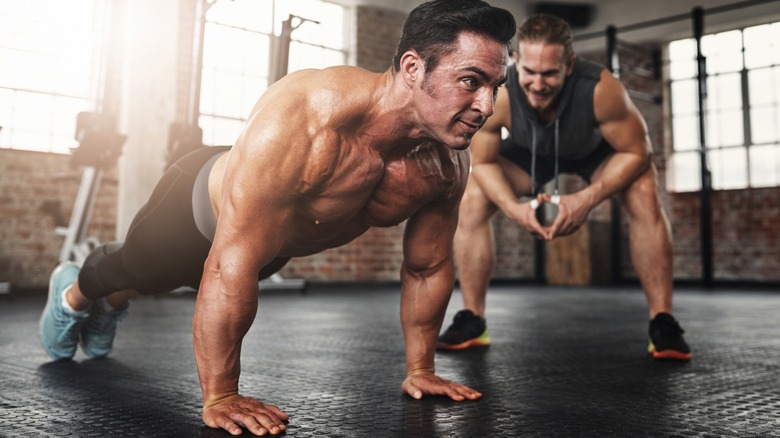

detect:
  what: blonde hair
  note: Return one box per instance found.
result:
[517,14,575,62]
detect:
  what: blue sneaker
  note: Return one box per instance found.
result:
[80,299,128,358]
[39,262,89,360]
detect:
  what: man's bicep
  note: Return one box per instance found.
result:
[211,147,299,275]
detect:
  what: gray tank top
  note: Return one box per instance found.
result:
[505,58,607,160]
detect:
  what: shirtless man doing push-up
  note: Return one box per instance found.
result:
[39,0,516,435]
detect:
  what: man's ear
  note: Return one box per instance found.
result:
[566,55,576,76]
[399,50,423,85]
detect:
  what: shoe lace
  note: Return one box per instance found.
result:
[86,305,127,335]
[56,317,86,343]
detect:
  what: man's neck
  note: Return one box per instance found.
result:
[358,69,434,156]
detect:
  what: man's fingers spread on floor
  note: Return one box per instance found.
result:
[445,387,466,401]
[403,382,423,399]
[230,412,280,436]
[262,404,289,421]
[215,417,243,436]
[459,386,482,400]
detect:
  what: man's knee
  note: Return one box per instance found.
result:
[622,169,665,219]
[79,242,130,299]
[458,179,495,226]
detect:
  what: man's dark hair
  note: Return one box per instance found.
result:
[392,0,516,73]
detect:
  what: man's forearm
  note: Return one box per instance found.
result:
[584,151,649,206]
[193,274,259,405]
[399,264,454,374]
[472,163,524,214]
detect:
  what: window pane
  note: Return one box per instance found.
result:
[671,79,698,115]
[241,75,266,117]
[51,96,91,140]
[707,73,742,111]
[669,151,701,192]
[0,89,12,148]
[213,71,244,119]
[749,144,780,187]
[751,107,778,144]
[13,130,52,152]
[702,30,743,74]
[718,109,744,147]
[241,33,271,76]
[0,88,13,130]
[207,0,273,33]
[203,24,247,72]
[0,0,101,153]
[288,42,345,73]
[710,147,748,190]
[14,92,53,132]
[200,0,347,147]
[706,112,722,148]
[276,1,344,49]
[200,67,217,115]
[670,59,697,81]
[673,114,699,151]
[669,38,695,61]
[748,67,775,107]
[668,39,697,80]
[744,23,780,69]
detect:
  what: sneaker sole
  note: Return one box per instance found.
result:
[648,343,692,361]
[436,333,491,351]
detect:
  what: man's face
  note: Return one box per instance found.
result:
[414,32,508,150]
[516,41,573,113]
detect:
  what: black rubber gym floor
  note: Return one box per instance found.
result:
[2,283,780,437]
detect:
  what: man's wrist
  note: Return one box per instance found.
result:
[406,367,435,377]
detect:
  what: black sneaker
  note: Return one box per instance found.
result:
[436,310,491,350]
[648,313,692,360]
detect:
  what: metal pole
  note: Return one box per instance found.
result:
[693,7,714,288]
[605,25,624,284]
[606,26,619,76]
[534,215,547,284]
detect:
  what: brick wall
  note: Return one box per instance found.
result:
[0,149,118,288]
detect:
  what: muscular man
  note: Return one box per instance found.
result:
[437,14,692,361]
[38,1,516,435]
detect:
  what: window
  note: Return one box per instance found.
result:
[0,0,107,153]
[199,0,347,146]
[668,22,780,191]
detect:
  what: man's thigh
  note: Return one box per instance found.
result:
[496,155,534,197]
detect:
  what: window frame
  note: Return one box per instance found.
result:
[667,21,780,192]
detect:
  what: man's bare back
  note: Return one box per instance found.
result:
[207,66,471,257]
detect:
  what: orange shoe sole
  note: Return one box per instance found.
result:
[649,343,692,361]
[436,336,491,351]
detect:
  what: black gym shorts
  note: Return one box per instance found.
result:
[499,138,616,185]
